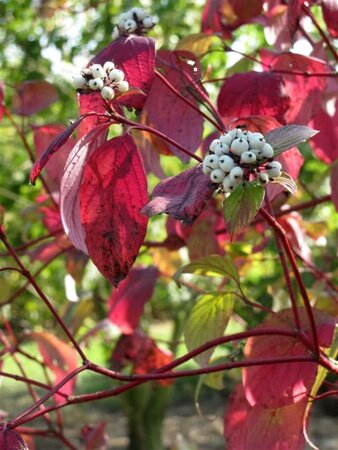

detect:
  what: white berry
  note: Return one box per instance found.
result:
[109,69,125,83]
[101,86,115,100]
[220,133,232,146]
[251,148,263,159]
[72,75,86,89]
[240,151,257,164]
[143,17,154,28]
[203,154,220,170]
[103,61,115,72]
[231,138,249,156]
[124,19,137,32]
[131,7,147,20]
[258,173,269,184]
[117,80,129,93]
[209,139,220,152]
[261,143,274,159]
[210,169,226,184]
[120,11,133,21]
[219,155,235,172]
[91,64,105,79]
[202,161,213,175]
[249,133,265,150]
[112,26,119,39]
[223,176,236,193]
[214,142,229,156]
[229,166,243,183]
[266,161,282,178]
[228,129,242,140]
[89,78,104,90]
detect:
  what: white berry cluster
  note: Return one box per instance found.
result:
[72,61,129,101]
[202,128,283,193]
[112,7,159,38]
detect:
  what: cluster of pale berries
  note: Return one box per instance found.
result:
[202,128,283,193]
[72,61,129,100]
[112,7,159,38]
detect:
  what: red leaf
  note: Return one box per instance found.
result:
[0,81,4,122]
[322,0,338,37]
[202,0,264,37]
[82,422,108,450]
[278,212,312,263]
[32,124,76,190]
[242,308,337,408]
[262,51,328,124]
[78,35,155,136]
[12,81,58,116]
[226,115,282,134]
[60,124,109,254]
[142,165,216,225]
[144,50,204,162]
[309,100,338,164]
[80,134,148,286]
[287,0,303,41]
[217,72,290,124]
[224,384,307,450]
[108,266,159,333]
[331,163,338,212]
[30,114,105,184]
[0,428,29,450]
[31,331,78,404]
[112,331,173,386]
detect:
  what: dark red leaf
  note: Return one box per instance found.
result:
[60,124,109,254]
[29,236,71,263]
[112,331,173,386]
[0,428,29,450]
[287,0,303,41]
[226,115,282,134]
[108,266,159,333]
[142,165,216,225]
[202,0,264,37]
[144,50,204,162]
[217,72,290,124]
[224,384,307,450]
[242,308,337,408]
[78,35,155,136]
[80,134,148,286]
[322,0,338,37]
[12,81,58,116]
[32,124,76,190]
[309,100,338,164]
[30,114,107,184]
[82,422,108,450]
[31,331,78,404]
[261,51,329,124]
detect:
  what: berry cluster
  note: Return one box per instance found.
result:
[202,128,283,193]
[72,62,129,101]
[112,7,159,39]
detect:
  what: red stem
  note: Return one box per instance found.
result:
[0,370,67,397]
[259,208,320,354]
[0,229,87,361]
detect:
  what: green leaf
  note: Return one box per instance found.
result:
[174,255,240,287]
[184,292,235,366]
[223,181,265,239]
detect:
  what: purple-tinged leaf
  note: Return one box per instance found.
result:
[217,72,290,124]
[80,135,148,286]
[142,165,216,225]
[108,266,159,333]
[309,100,338,164]
[287,0,303,41]
[30,113,108,184]
[224,181,265,239]
[144,50,204,162]
[82,422,108,450]
[322,0,338,38]
[0,428,29,450]
[278,212,312,263]
[60,124,109,254]
[12,80,58,116]
[265,124,319,156]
